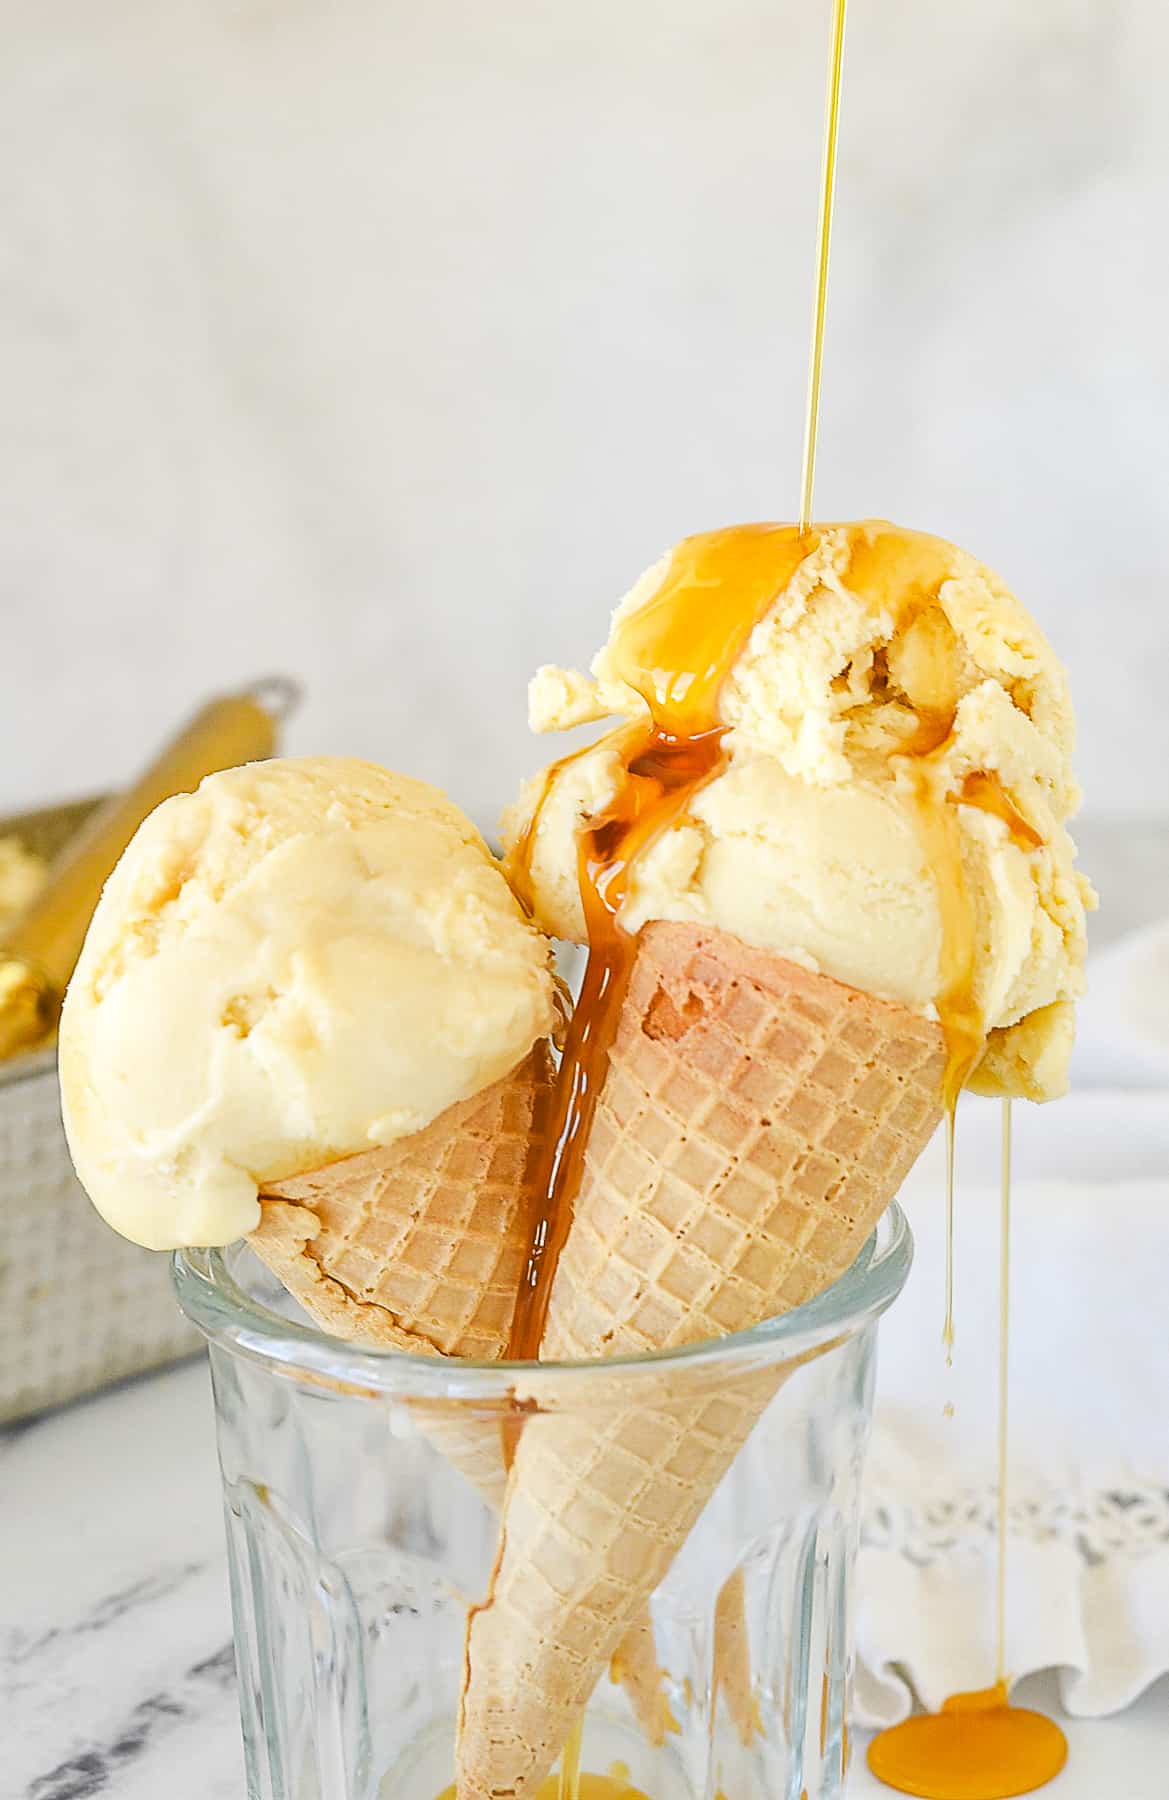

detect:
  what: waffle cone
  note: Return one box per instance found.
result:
[249,1047,554,1358]
[458,922,945,1800]
[247,1038,666,1733]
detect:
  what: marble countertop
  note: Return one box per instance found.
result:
[4,1356,1166,1800]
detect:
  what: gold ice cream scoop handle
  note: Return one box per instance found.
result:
[0,957,55,1060]
[0,679,299,1060]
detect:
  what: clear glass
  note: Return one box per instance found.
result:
[174,1204,910,1800]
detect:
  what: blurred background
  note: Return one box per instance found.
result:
[3,0,1166,843]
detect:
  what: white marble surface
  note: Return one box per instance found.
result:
[3,1355,1166,1800]
[2,0,1168,832]
[3,1364,244,1800]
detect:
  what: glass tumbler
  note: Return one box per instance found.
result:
[174,1204,910,1800]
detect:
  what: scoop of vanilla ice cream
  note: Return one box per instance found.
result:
[503,522,1094,1101]
[61,757,556,1250]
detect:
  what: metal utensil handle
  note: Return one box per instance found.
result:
[0,678,300,1057]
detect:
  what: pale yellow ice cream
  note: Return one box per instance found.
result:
[61,757,556,1250]
[503,521,1094,1101]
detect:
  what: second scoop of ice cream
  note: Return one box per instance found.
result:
[503,522,1094,1101]
[60,757,556,1250]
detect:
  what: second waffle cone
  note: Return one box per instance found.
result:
[249,1047,553,1358]
[247,1040,668,1725]
[458,921,946,1800]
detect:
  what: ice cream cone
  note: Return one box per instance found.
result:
[458,921,946,1800]
[248,1033,669,1733]
[249,1045,554,1358]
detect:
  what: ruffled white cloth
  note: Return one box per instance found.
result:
[854,922,1169,1725]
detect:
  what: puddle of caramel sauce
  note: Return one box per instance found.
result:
[866,1683,1068,1798]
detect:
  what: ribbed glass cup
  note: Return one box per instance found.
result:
[174,1204,910,1800]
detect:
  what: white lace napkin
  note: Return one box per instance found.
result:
[854,922,1169,1726]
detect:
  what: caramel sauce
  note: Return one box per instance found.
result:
[996,1101,1012,1686]
[558,1716,583,1800]
[903,750,977,1365]
[866,1683,1068,1798]
[844,526,955,632]
[958,774,1043,853]
[506,526,817,1359]
[842,526,987,1372]
[867,1109,1069,1799]
[798,0,848,533]
[846,534,1065,1799]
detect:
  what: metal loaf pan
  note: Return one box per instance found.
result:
[0,797,199,1423]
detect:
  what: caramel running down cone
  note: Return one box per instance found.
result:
[458,921,946,1800]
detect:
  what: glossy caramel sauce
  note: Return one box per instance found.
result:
[866,1099,1070,1798]
[558,1716,583,1800]
[996,1101,1012,1686]
[841,526,977,1372]
[866,1683,1068,1798]
[799,0,848,534]
[958,774,1043,853]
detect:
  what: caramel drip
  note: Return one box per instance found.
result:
[997,1099,1012,1685]
[942,1107,957,1364]
[507,526,816,1359]
[901,760,981,1107]
[844,524,956,630]
[845,525,961,757]
[958,773,1043,853]
[606,524,822,729]
[558,1716,583,1800]
[844,531,978,1091]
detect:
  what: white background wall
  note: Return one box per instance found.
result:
[3,0,1166,836]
